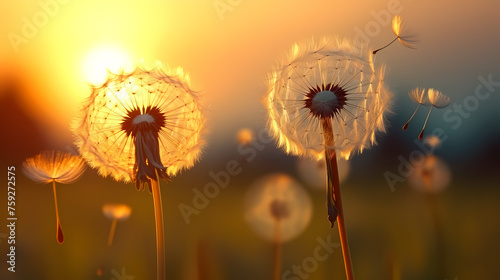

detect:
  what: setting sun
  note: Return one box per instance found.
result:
[81,46,133,85]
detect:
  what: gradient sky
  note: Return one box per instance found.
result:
[1,0,499,155]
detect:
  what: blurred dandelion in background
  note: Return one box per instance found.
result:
[409,154,451,193]
[408,135,451,194]
[245,174,312,280]
[373,15,419,55]
[265,37,391,279]
[72,65,205,280]
[408,135,451,278]
[402,88,451,140]
[296,157,350,190]
[22,150,86,244]
[102,204,132,246]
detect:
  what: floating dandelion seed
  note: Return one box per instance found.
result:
[236,128,254,146]
[265,37,392,280]
[22,151,86,244]
[245,174,312,280]
[402,88,430,130]
[103,204,131,246]
[72,65,205,280]
[373,15,419,55]
[403,88,450,140]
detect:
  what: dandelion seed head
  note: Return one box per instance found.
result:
[408,87,430,106]
[72,66,205,187]
[103,204,132,220]
[392,15,419,49]
[428,88,451,108]
[265,38,392,160]
[245,174,312,243]
[23,151,86,184]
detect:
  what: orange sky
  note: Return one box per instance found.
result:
[1,0,499,148]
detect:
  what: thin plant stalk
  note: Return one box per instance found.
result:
[402,103,421,130]
[322,118,354,280]
[273,221,282,280]
[373,37,398,55]
[151,170,166,280]
[52,180,64,244]
[422,170,447,279]
[419,106,434,140]
[196,237,210,280]
[107,218,118,246]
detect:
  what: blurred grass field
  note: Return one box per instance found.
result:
[1,159,498,280]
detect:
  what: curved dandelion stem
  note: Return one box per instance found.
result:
[419,106,434,140]
[52,180,64,244]
[373,37,399,55]
[273,221,282,280]
[151,170,166,280]
[322,118,354,280]
[107,218,118,246]
[402,104,421,130]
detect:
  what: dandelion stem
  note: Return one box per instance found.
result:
[402,104,421,130]
[273,221,282,280]
[321,118,354,280]
[107,218,118,246]
[373,37,399,55]
[52,180,64,244]
[419,106,434,140]
[151,170,166,280]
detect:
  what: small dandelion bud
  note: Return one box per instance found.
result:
[103,204,131,246]
[236,128,254,145]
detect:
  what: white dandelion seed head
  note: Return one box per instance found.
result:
[408,87,430,105]
[392,15,419,49]
[428,88,451,108]
[72,65,205,184]
[265,37,392,160]
[22,151,86,184]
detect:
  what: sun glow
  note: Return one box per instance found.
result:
[82,46,133,85]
